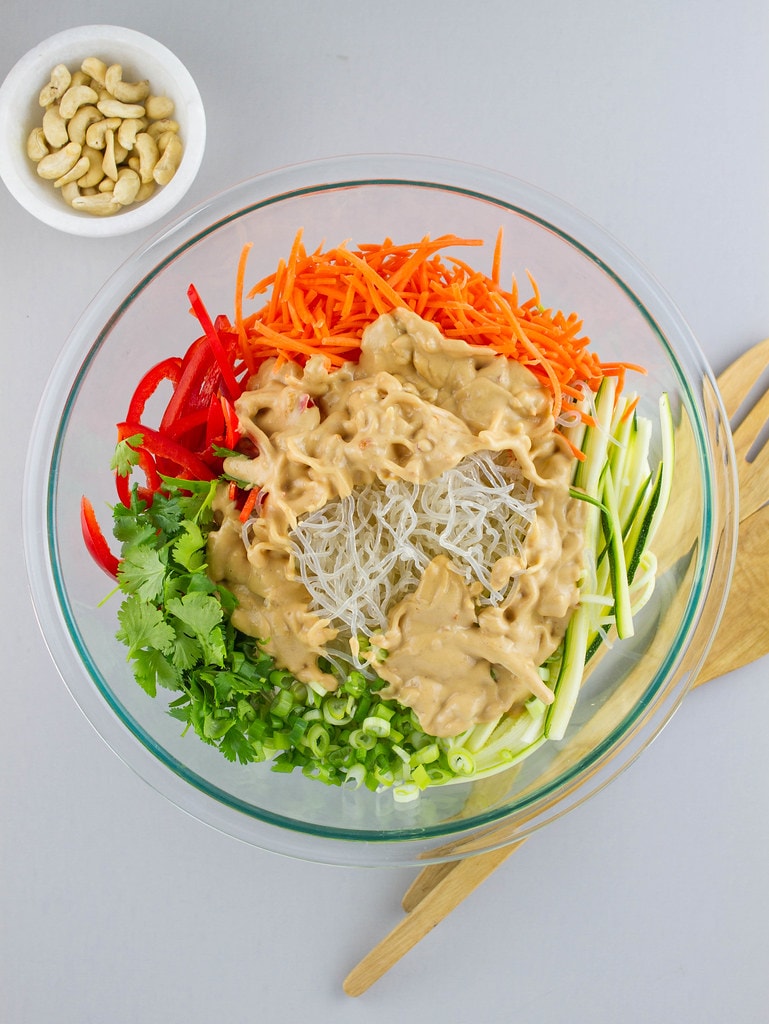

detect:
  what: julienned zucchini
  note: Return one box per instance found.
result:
[544,390,675,742]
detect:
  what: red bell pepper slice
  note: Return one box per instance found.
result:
[80,496,120,578]
[126,356,183,424]
[163,407,210,443]
[187,283,242,401]
[205,393,226,450]
[158,335,218,435]
[115,445,162,507]
[117,421,217,481]
[220,395,241,449]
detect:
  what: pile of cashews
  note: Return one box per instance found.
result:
[27,57,184,216]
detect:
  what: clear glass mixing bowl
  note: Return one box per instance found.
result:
[23,154,737,866]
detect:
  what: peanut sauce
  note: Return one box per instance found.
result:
[206,308,585,737]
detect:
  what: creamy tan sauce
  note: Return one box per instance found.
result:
[206,308,585,737]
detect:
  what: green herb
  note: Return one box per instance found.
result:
[110,433,143,476]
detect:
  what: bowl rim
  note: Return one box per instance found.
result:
[22,154,739,864]
[0,24,206,237]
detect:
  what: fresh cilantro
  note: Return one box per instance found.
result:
[171,520,208,572]
[110,433,143,476]
[166,592,226,667]
[132,648,180,696]
[211,444,247,460]
[118,545,168,602]
[116,595,175,659]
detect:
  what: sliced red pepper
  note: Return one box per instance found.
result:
[163,407,210,443]
[158,334,218,435]
[115,445,161,507]
[126,356,183,423]
[80,495,120,578]
[204,393,226,450]
[187,283,242,401]
[220,395,241,450]
[117,421,217,481]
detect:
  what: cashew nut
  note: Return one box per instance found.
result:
[96,97,146,119]
[70,70,92,88]
[134,132,160,184]
[54,155,90,188]
[104,64,151,104]
[36,142,82,180]
[26,127,49,162]
[38,64,71,106]
[117,117,148,150]
[146,118,180,140]
[113,167,142,206]
[135,179,156,203]
[71,193,121,216]
[153,133,183,186]
[76,146,105,188]
[42,105,69,148]
[80,57,107,86]
[144,94,175,120]
[85,117,121,150]
[67,104,101,146]
[60,181,81,206]
[59,83,100,120]
[102,129,119,182]
[98,177,115,193]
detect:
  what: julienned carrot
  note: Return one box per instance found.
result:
[239,486,260,523]
[234,231,645,423]
[234,241,255,374]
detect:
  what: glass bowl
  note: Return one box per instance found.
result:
[23,154,737,866]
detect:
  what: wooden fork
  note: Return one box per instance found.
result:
[343,338,769,997]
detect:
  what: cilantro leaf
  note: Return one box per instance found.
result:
[116,596,175,659]
[110,434,143,476]
[118,545,168,603]
[211,444,246,459]
[219,726,257,764]
[166,592,226,667]
[172,520,207,572]
[171,626,202,671]
[132,648,181,696]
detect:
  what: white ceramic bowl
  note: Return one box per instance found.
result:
[0,25,206,237]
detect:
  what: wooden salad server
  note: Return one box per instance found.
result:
[343,338,769,997]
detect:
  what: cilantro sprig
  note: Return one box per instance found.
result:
[114,477,232,698]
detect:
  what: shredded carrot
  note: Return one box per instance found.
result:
[556,428,587,462]
[239,487,260,522]
[491,227,503,286]
[234,241,255,373]
[621,394,641,422]
[234,231,644,424]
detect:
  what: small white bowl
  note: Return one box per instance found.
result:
[0,25,206,237]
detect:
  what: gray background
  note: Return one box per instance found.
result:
[2,2,768,1022]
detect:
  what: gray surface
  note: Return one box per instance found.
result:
[2,2,768,1022]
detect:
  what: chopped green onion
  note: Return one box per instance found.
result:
[362,716,391,738]
[393,783,421,803]
[446,747,475,774]
[322,695,354,725]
